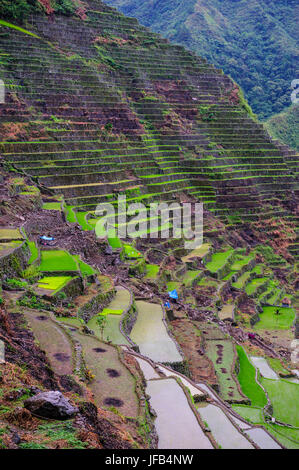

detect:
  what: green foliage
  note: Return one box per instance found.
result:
[19,442,47,449]
[0,1,39,22]
[255,245,284,265]
[6,278,28,289]
[106,0,298,118]
[55,0,75,16]
[38,422,88,448]
[22,264,40,280]
[96,314,107,340]
[265,104,299,151]
[0,0,80,23]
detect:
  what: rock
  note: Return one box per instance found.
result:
[11,432,21,445]
[24,391,78,420]
[29,386,42,396]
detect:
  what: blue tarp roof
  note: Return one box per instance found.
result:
[40,236,55,241]
[168,289,178,300]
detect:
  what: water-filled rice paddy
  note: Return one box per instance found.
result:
[244,427,281,449]
[88,287,130,345]
[146,378,213,449]
[250,357,279,380]
[130,301,183,363]
[197,404,253,449]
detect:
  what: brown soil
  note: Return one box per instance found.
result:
[171,317,217,385]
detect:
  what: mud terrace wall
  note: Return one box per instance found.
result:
[0,241,30,278]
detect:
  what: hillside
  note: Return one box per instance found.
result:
[0,0,298,451]
[265,105,299,152]
[105,0,299,120]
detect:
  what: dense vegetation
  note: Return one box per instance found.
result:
[0,0,81,22]
[265,104,299,151]
[106,0,299,120]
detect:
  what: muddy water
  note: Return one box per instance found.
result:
[250,357,279,380]
[198,404,254,449]
[130,301,183,363]
[245,428,281,449]
[146,378,213,449]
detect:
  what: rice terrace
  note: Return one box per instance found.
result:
[0,0,298,455]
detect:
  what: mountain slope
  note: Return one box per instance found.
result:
[104,0,299,120]
[0,0,298,451]
[0,0,298,245]
[265,105,299,152]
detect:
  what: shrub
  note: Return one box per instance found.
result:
[0,0,38,22]
[6,278,28,289]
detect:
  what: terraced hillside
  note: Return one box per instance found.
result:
[0,1,298,246]
[0,0,298,451]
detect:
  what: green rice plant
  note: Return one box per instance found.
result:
[39,250,78,272]
[37,276,73,291]
[255,306,295,330]
[261,379,299,427]
[236,345,267,407]
[28,241,38,264]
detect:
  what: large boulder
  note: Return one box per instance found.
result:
[24,391,78,420]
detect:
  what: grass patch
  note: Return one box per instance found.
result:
[38,422,87,449]
[182,270,201,286]
[265,424,299,449]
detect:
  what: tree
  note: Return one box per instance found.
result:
[96,315,107,341]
